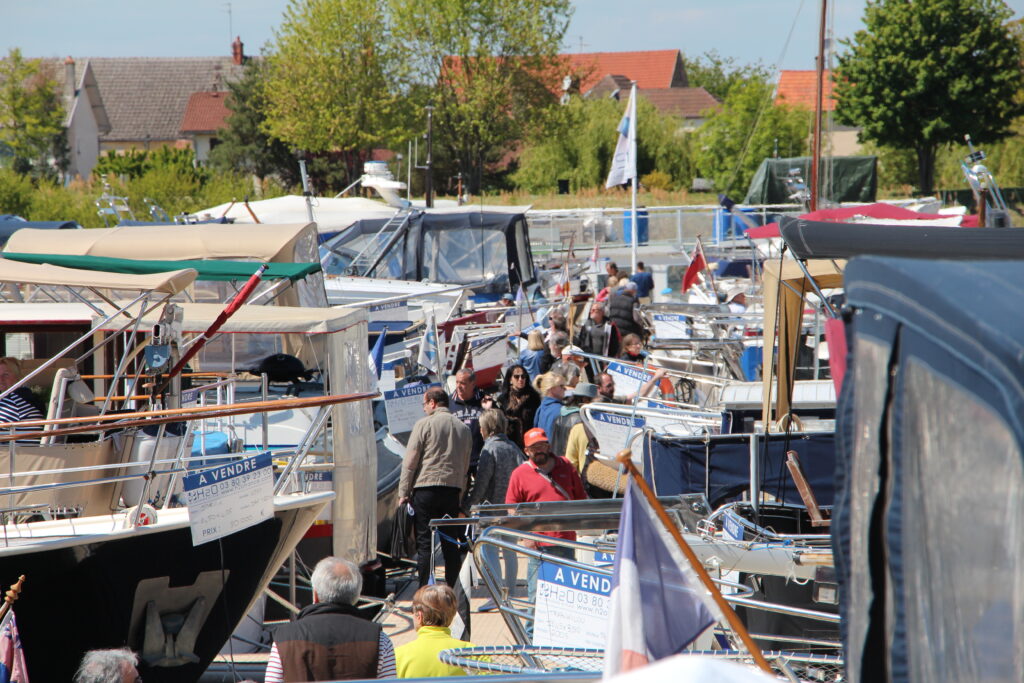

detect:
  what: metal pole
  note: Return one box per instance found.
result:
[425,107,434,209]
[810,0,827,212]
[298,156,315,223]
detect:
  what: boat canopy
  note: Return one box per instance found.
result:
[761,258,846,427]
[321,207,535,292]
[198,195,396,235]
[3,253,320,282]
[4,222,319,263]
[95,301,366,336]
[0,258,197,294]
[5,222,326,308]
[743,155,878,204]
[836,256,1024,682]
[779,216,1024,260]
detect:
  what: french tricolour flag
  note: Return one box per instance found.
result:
[603,479,717,677]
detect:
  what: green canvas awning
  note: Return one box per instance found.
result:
[1,253,321,282]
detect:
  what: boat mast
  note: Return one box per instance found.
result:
[810,0,827,212]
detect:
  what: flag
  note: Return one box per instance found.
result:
[0,610,28,683]
[681,247,706,293]
[417,313,439,375]
[605,84,637,188]
[515,284,526,304]
[368,326,387,388]
[604,480,716,677]
[590,241,600,264]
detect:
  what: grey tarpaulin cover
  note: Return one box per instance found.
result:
[743,156,877,205]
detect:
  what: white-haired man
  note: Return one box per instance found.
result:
[74,648,141,683]
[265,557,396,681]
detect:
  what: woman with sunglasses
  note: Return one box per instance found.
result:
[494,364,541,448]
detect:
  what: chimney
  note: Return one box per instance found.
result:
[231,36,244,65]
[64,56,76,102]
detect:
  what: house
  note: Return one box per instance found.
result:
[180,91,233,164]
[775,69,860,155]
[52,37,248,180]
[561,49,720,128]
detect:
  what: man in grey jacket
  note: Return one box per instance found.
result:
[398,387,473,587]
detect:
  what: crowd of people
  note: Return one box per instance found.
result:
[67,264,671,683]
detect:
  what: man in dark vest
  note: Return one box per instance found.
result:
[265,557,397,682]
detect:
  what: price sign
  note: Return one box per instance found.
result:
[183,453,273,546]
[533,561,612,648]
[652,313,691,340]
[586,410,645,454]
[383,384,429,434]
[606,361,654,398]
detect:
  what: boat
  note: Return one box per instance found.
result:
[0,258,378,682]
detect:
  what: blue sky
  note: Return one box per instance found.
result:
[4,0,1024,72]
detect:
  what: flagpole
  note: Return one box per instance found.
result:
[615,450,775,674]
[629,82,638,274]
[696,236,718,297]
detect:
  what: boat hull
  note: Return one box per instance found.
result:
[2,494,329,683]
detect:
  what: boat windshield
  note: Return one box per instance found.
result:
[423,226,508,290]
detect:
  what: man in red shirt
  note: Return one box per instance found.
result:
[505,427,586,636]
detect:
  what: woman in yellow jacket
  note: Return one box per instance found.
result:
[396,584,475,677]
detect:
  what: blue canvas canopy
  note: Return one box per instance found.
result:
[835,256,1024,682]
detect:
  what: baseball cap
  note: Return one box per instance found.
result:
[574,382,599,399]
[562,344,586,357]
[523,428,550,447]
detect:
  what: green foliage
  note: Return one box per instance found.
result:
[263,0,416,184]
[93,149,150,179]
[834,0,1024,194]
[641,170,674,191]
[208,58,302,186]
[391,0,572,193]
[693,77,811,195]
[683,50,770,101]
[0,167,34,216]
[93,147,209,186]
[513,96,695,193]
[859,140,918,192]
[0,49,66,178]
[28,179,103,226]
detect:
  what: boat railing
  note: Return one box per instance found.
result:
[465,525,839,653]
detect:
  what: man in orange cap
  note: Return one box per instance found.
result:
[505,427,586,633]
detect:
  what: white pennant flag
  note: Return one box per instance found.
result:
[605,84,637,188]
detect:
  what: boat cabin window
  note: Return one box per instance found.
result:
[423,227,507,290]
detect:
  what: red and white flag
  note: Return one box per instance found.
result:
[681,246,706,293]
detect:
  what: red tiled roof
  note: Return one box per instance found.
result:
[775,70,836,111]
[562,50,686,94]
[180,91,232,134]
[642,87,720,118]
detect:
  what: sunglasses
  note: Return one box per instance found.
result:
[511,373,527,379]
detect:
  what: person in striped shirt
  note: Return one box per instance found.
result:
[0,358,43,439]
[264,557,396,682]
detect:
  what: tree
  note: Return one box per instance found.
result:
[834,0,1024,194]
[683,50,770,101]
[0,49,66,178]
[512,95,695,192]
[262,0,416,188]
[391,0,572,194]
[693,76,811,196]
[208,58,301,187]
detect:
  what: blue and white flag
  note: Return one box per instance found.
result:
[605,84,637,188]
[604,479,716,676]
[417,312,439,376]
[368,326,387,388]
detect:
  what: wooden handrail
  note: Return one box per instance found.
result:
[0,392,378,443]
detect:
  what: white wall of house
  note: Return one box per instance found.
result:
[66,95,101,180]
[191,135,215,164]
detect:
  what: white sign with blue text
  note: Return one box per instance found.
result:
[384,384,430,434]
[183,453,273,546]
[587,410,645,454]
[606,361,654,398]
[533,561,612,648]
[306,470,333,522]
[369,300,408,322]
[652,313,692,340]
